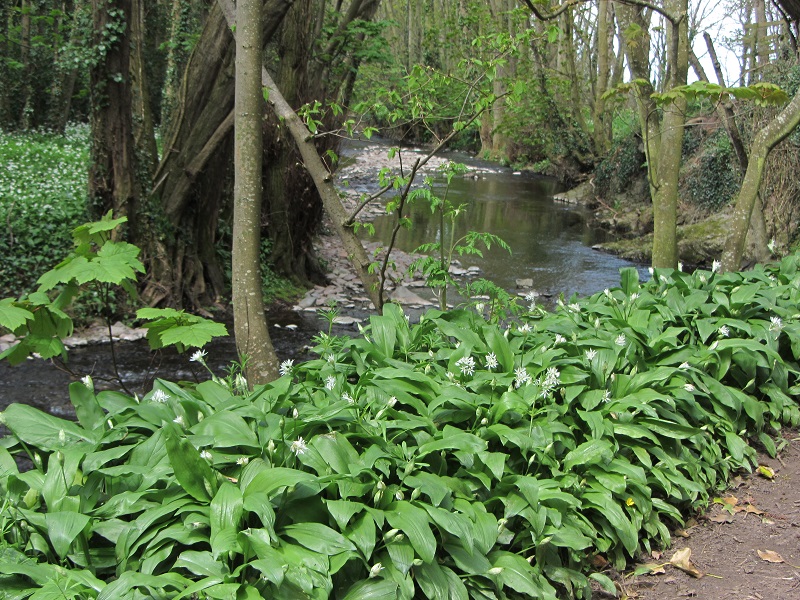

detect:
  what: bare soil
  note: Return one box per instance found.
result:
[603,432,800,600]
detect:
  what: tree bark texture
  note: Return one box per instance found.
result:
[88,0,141,237]
[144,0,293,307]
[218,0,384,309]
[722,89,800,271]
[233,0,279,384]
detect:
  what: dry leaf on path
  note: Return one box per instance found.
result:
[670,547,704,578]
[708,512,734,524]
[718,494,738,506]
[757,549,784,563]
[739,504,765,516]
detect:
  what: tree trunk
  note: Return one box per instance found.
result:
[592,0,612,155]
[219,0,383,309]
[233,0,279,383]
[130,0,158,176]
[722,89,800,271]
[144,0,293,307]
[88,0,141,235]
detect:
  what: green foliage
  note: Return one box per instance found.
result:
[0,124,90,296]
[594,136,646,198]
[4,253,800,598]
[0,211,144,366]
[0,214,227,368]
[406,162,513,314]
[136,308,228,353]
[682,130,740,212]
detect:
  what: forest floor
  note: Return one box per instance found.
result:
[608,433,800,600]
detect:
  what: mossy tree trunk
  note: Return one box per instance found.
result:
[88,0,142,237]
[722,89,800,271]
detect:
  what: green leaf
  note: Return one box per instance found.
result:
[164,423,218,502]
[385,501,437,563]
[0,299,33,332]
[210,482,244,559]
[69,381,105,431]
[341,578,400,600]
[489,551,556,599]
[562,439,614,471]
[192,411,259,449]
[282,522,356,555]
[174,550,228,578]
[44,512,91,558]
[1,404,98,451]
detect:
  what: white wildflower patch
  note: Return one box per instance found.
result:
[718,325,730,337]
[173,415,185,426]
[602,390,612,403]
[325,375,336,390]
[684,383,695,392]
[585,349,597,361]
[712,259,721,273]
[236,456,249,466]
[769,316,783,332]
[342,392,355,404]
[81,375,93,391]
[518,323,531,333]
[615,333,626,347]
[539,366,561,398]
[554,334,566,345]
[189,349,207,364]
[485,353,498,370]
[200,450,212,460]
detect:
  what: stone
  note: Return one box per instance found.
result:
[515,278,534,288]
[332,316,362,326]
[297,294,317,309]
[391,286,433,306]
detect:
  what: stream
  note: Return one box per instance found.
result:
[0,143,646,415]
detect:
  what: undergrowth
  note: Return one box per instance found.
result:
[1,255,800,599]
[0,124,90,297]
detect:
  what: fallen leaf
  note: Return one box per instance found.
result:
[718,494,738,506]
[635,563,666,575]
[731,475,745,488]
[651,550,662,560]
[757,549,784,563]
[741,504,765,516]
[757,465,776,479]
[674,528,690,538]
[670,548,704,578]
[591,554,609,568]
[708,512,734,524]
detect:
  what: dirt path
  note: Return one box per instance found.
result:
[609,432,800,600]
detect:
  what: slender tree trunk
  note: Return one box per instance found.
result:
[233,0,279,383]
[219,0,383,309]
[19,0,32,128]
[722,89,800,271]
[592,0,612,155]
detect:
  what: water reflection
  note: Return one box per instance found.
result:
[366,171,647,301]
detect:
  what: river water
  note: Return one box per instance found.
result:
[352,145,646,301]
